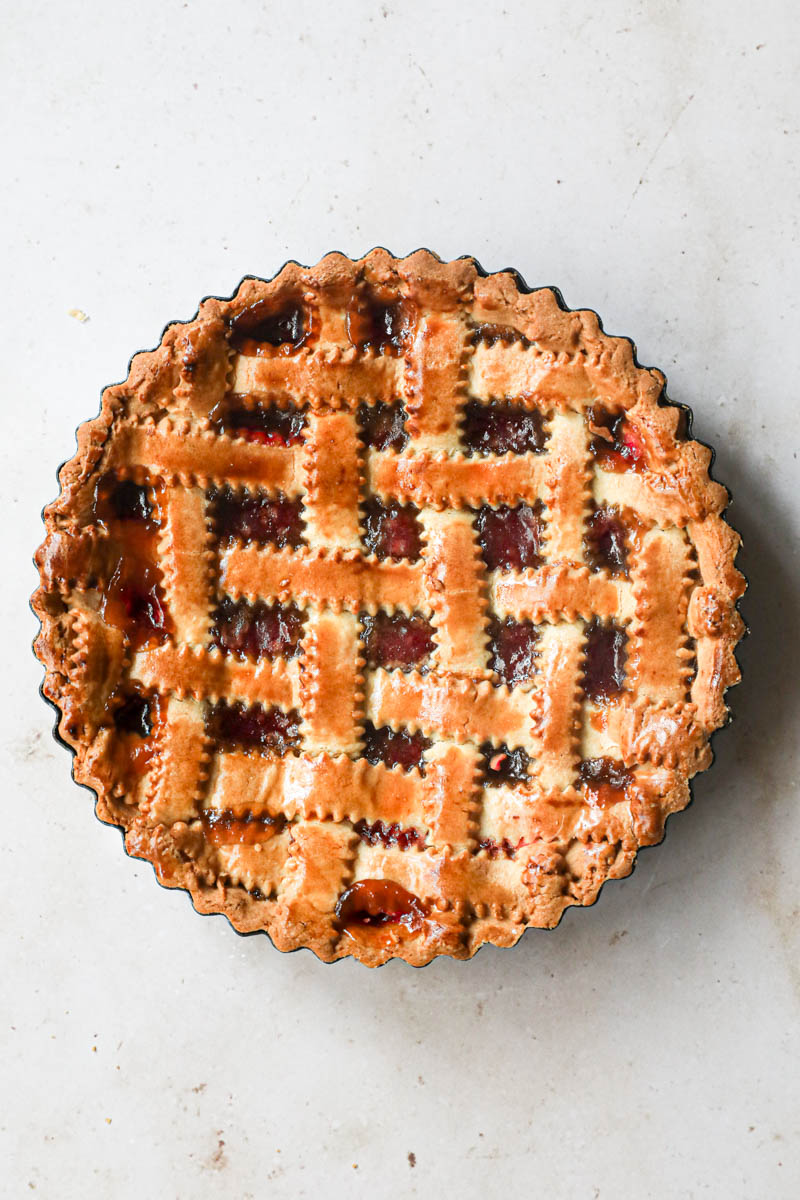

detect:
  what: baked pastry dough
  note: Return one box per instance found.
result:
[32,250,745,965]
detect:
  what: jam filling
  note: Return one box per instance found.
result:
[353,819,424,851]
[92,475,154,525]
[585,505,630,577]
[589,405,644,472]
[335,879,426,931]
[357,400,409,451]
[360,610,435,671]
[584,619,627,702]
[479,742,531,786]
[104,690,163,778]
[211,596,305,660]
[477,836,524,859]
[462,400,546,456]
[471,322,531,348]
[347,294,413,355]
[112,690,154,737]
[206,701,300,753]
[210,395,306,446]
[475,502,544,572]
[362,499,422,561]
[361,722,431,772]
[101,562,169,650]
[230,300,308,354]
[201,809,287,847]
[579,757,633,806]
[488,617,539,687]
[209,486,305,548]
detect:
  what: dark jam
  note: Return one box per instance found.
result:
[477,837,523,859]
[479,742,531,786]
[211,597,305,660]
[335,879,426,931]
[471,322,531,348]
[210,396,306,446]
[579,758,633,806]
[201,809,287,847]
[583,619,627,702]
[589,405,644,472]
[105,690,164,780]
[230,301,308,354]
[462,401,546,456]
[585,505,630,577]
[360,610,435,671]
[487,617,539,687]
[209,487,305,548]
[353,819,423,851]
[362,499,422,561]
[346,294,413,355]
[93,476,154,524]
[475,503,544,572]
[357,400,409,451]
[361,722,431,772]
[206,701,300,754]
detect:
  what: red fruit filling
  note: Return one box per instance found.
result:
[209,487,305,548]
[101,561,169,649]
[360,610,435,671]
[475,502,544,572]
[479,742,531,786]
[462,401,546,456]
[589,405,644,472]
[335,879,426,930]
[579,758,633,806]
[583,619,627,702]
[92,475,154,525]
[353,819,423,851]
[347,295,413,355]
[357,400,409,451]
[210,396,306,446]
[212,596,305,660]
[585,505,630,576]
[488,617,539,687]
[361,722,431,772]
[471,322,531,348]
[201,809,287,847]
[362,499,422,561]
[230,301,308,353]
[112,691,153,737]
[206,701,300,753]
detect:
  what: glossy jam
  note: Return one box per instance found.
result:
[462,400,546,456]
[335,879,425,930]
[92,476,154,525]
[479,742,531,786]
[210,396,306,446]
[589,405,644,472]
[585,505,630,577]
[477,836,523,859]
[102,562,168,650]
[579,757,633,806]
[362,499,422,561]
[357,400,409,451]
[471,322,531,348]
[346,295,413,355]
[105,690,164,779]
[488,617,539,687]
[475,502,544,572]
[353,819,423,851]
[361,722,431,772]
[584,619,627,702]
[113,690,153,737]
[209,487,305,548]
[206,701,300,753]
[201,809,286,847]
[212,596,305,660]
[230,301,308,354]
[360,610,435,671]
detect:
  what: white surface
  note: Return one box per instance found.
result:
[3,1,799,1197]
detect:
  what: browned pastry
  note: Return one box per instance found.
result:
[32,250,745,966]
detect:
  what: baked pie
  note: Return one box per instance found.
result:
[32,250,745,966]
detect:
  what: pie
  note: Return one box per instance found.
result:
[32,250,745,966]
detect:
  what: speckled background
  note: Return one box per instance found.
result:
[3,1,799,1197]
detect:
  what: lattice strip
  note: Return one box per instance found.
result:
[141,696,210,825]
[404,312,471,451]
[368,450,547,508]
[542,410,592,562]
[300,609,364,754]
[531,621,585,789]
[109,424,303,492]
[301,410,363,551]
[132,643,300,708]
[421,509,490,676]
[628,526,695,704]
[492,563,635,624]
[233,351,402,408]
[158,487,215,643]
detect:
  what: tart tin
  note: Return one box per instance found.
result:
[31,248,747,967]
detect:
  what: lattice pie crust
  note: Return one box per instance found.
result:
[33,251,744,966]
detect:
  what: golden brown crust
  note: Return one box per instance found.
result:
[32,249,745,967]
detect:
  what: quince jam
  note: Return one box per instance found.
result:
[201,810,286,847]
[103,688,164,785]
[92,474,170,649]
[335,879,426,933]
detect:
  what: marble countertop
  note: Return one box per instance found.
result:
[3,1,798,1196]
